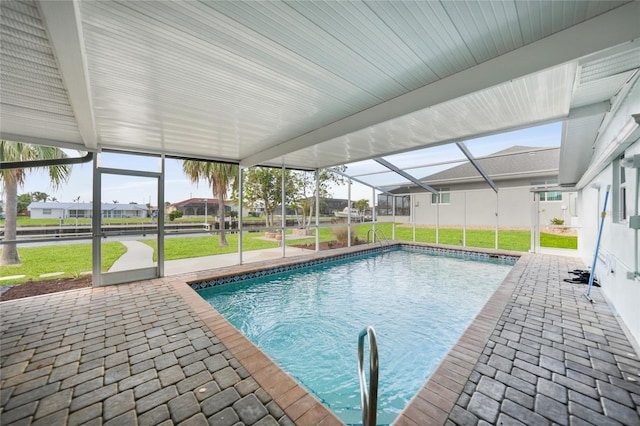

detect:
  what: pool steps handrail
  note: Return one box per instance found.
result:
[358,326,379,426]
[366,228,391,248]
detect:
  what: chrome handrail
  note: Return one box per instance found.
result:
[367,228,390,246]
[358,326,379,426]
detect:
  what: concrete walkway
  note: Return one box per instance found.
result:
[1,248,638,425]
[106,239,314,276]
[164,247,313,276]
[108,241,155,272]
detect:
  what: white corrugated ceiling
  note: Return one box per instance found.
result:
[1,0,639,172]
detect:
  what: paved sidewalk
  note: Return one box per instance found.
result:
[164,247,313,276]
[107,240,314,276]
[108,241,155,272]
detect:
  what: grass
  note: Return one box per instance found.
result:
[349,224,576,251]
[141,233,280,261]
[0,224,576,286]
[0,242,127,285]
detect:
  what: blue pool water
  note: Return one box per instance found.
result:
[198,248,513,425]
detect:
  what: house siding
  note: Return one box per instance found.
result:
[576,78,640,347]
[30,207,66,219]
[383,186,573,229]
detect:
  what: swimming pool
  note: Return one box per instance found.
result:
[197,247,515,425]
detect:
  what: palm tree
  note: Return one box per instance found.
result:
[182,160,237,247]
[0,141,71,265]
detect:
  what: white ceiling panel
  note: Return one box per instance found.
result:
[0,0,82,145]
[515,1,626,45]
[366,1,476,79]
[279,64,575,169]
[441,0,523,63]
[1,0,639,173]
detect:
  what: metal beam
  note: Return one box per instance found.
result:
[239,2,640,168]
[455,142,498,193]
[39,0,98,149]
[373,158,438,195]
[328,167,393,195]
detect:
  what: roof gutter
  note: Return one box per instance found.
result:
[0,151,93,170]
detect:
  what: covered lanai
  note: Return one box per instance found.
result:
[1,1,640,425]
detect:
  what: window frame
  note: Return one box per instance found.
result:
[613,155,627,223]
[431,189,450,205]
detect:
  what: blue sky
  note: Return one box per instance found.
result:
[11,122,561,206]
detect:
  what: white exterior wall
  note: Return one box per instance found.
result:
[389,187,574,228]
[577,78,640,347]
[29,207,66,219]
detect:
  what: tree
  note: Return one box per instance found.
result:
[30,191,49,202]
[291,167,347,227]
[17,193,32,215]
[0,141,71,265]
[182,160,237,246]
[243,167,295,228]
[354,199,369,215]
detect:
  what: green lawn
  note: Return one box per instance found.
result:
[141,233,280,261]
[0,224,576,286]
[0,242,127,285]
[362,224,576,251]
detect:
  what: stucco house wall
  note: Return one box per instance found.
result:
[381,147,577,230]
[384,185,574,229]
[29,206,66,219]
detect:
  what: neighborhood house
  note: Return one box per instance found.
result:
[28,202,149,219]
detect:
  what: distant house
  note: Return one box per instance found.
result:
[379,146,576,228]
[170,198,235,217]
[28,202,149,219]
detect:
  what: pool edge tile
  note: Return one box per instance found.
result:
[176,244,527,426]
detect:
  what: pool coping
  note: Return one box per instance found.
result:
[172,242,524,425]
[393,249,529,425]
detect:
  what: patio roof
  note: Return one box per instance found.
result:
[1,1,639,184]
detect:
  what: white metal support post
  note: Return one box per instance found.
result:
[315,169,320,252]
[158,156,165,277]
[436,194,440,244]
[92,154,101,287]
[495,193,499,250]
[281,165,286,258]
[347,179,352,247]
[238,167,244,264]
[372,187,376,237]
[412,193,416,242]
[392,195,396,240]
[530,192,541,253]
[463,192,467,247]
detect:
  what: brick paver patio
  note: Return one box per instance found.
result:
[1,247,639,425]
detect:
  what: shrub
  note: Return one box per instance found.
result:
[168,210,183,221]
[333,225,356,244]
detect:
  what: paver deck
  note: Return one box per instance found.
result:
[1,246,639,425]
